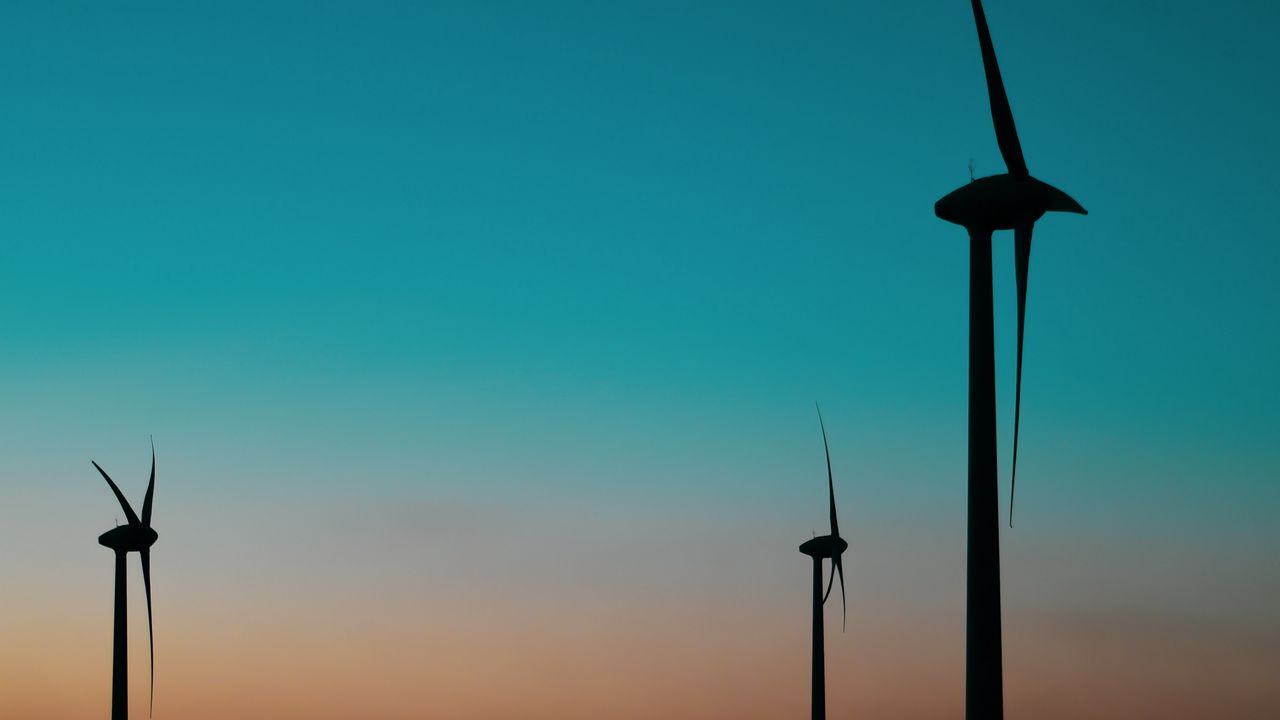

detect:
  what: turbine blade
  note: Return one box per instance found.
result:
[92,461,141,526]
[816,403,839,539]
[1010,223,1033,527]
[141,549,155,717]
[836,555,846,631]
[141,439,156,528]
[824,550,844,625]
[970,0,1028,176]
[822,555,847,631]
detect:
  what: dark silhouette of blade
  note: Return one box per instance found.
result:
[824,557,846,631]
[141,548,155,717]
[815,404,847,629]
[92,461,141,526]
[1010,224,1032,527]
[971,0,1027,176]
[816,404,838,540]
[141,439,156,528]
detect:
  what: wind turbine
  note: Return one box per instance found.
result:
[93,442,159,720]
[933,1,1086,717]
[797,405,847,720]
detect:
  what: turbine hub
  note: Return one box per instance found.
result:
[935,173,1084,230]
[98,525,158,552]
[799,534,848,559]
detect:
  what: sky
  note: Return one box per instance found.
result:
[1,1,1277,717]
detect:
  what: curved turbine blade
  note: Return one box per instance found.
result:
[816,403,839,539]
[1010,223,1033,527]
[140,549,155,717]
[92,462,141,526]
[835,555,846,631]
[970,0,1028,176]
[141,439,156,528]
[821,555,847,631]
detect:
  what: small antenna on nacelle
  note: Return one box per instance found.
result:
[968,158,975,182]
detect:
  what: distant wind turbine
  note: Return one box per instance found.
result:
[93,442,159,720]
[933,1,1087,717]
[797,405,847,720]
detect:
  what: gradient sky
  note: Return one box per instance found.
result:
[1,1,1278,718]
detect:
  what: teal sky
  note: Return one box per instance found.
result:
[1,2,1278,717]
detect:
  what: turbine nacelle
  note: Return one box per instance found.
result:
[935,173,1086,230]
[799,534,848,560]
[98,525,159,553]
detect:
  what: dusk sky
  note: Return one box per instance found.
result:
[1,1,1278,718]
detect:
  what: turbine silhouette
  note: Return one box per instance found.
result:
[798,405,847,720]
[933,1,1086,716]
[94,441,159,720]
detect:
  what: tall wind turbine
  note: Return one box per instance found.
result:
[933,1,1086,717]
[798,405,847,720]
[93,442,159,720]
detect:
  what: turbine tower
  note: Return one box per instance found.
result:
[797,405,847,720]
[93,442,159,720]
[933,1,1087,716]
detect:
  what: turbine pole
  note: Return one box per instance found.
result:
[810,554,825,720]
[967,229,1004,717]
[112,549,129,720]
